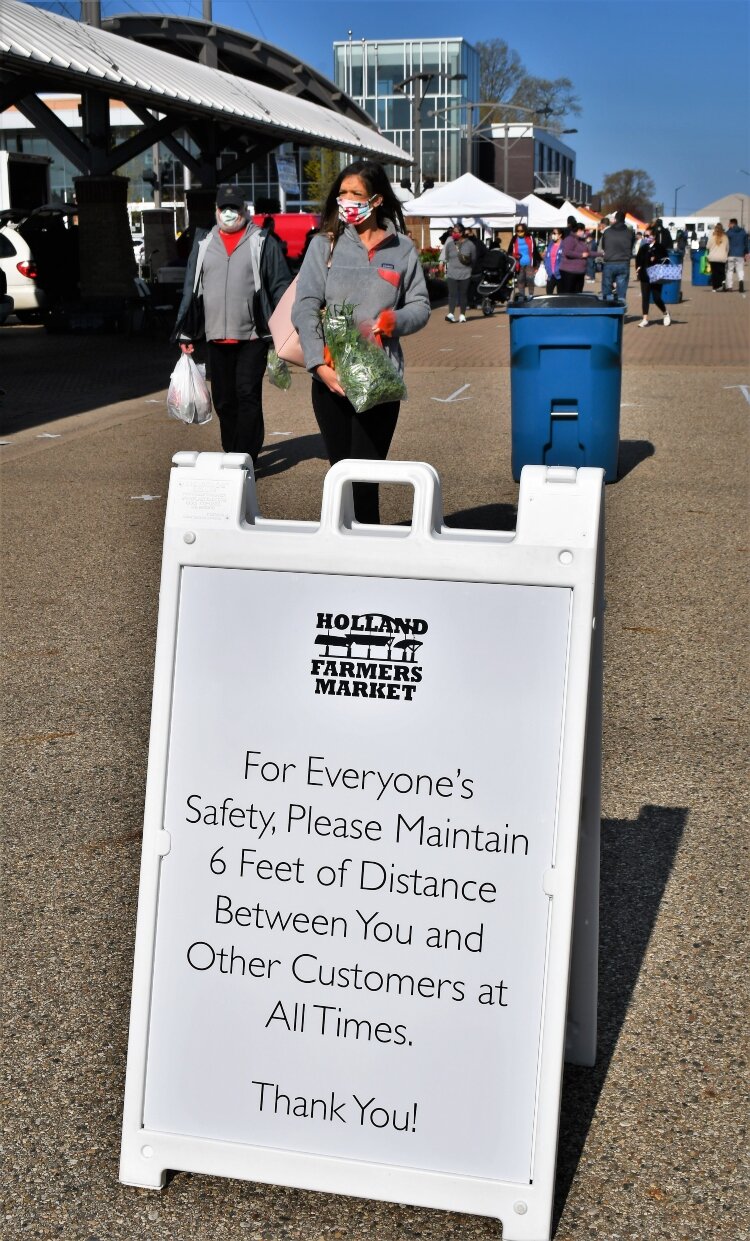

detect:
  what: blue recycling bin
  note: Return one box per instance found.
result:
[651,251,683,304]
[507,294,626,483]
[691,250,711,285]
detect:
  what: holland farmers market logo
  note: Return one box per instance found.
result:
[311,612,427,702]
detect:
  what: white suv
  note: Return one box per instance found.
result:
[0,224,45,317]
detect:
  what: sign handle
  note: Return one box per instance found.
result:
[319,459,444,537]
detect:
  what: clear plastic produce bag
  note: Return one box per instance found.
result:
[265,348,292,390]
[323,302,406,414]
[167,353,213,425]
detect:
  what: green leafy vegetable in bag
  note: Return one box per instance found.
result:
[323,301,406,413]
[266,348,292,391]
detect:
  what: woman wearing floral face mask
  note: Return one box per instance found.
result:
[293,160,430,524]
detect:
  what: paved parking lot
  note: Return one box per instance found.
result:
[1,279,748,1240]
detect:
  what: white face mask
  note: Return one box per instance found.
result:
[218,207,243,230]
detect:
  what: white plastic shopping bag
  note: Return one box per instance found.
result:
[167,353,213,425]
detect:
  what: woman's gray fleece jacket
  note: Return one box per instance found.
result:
[291,223,430,377]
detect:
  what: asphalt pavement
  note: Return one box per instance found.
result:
[1,277,748,1241]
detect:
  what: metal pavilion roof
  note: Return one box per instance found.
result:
[0,0,409,165]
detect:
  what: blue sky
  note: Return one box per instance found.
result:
[37,0,750,212]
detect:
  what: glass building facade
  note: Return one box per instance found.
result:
[333,38,480,186]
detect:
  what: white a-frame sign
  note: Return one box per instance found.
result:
[120,454,604,1241]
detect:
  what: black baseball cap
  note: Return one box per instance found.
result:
[216,185,245,210]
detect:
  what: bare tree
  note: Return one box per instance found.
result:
[477,41,581,127]
[600,169,657,220]
[476,38,527,107]
[509,75,581,125]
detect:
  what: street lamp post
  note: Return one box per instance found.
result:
[739,170,749,227]
[673,183,686,216]
[394,71,466,194]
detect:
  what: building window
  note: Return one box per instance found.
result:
[376,44,406,96]
[422,130,440,180]
[390,96,411,129]
[333,36,478,184]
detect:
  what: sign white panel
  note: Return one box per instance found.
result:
[142,568,570,1183]
[121,455,604,1241]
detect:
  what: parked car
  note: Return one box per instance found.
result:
[0,266,13,326]
[0,223,45,319]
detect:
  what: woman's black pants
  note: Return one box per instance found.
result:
[709,261,726,290]
[311,382,400,524]
[640,277,666,315]
[207,338,269,465]
[558,271,585,294]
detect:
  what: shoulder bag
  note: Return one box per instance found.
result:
[647,261,682,283]
[269,235,335,367]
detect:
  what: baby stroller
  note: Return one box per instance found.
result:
[476,249,516,315]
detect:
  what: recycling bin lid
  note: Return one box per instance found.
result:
[507,293,626,314]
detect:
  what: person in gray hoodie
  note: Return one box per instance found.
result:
[601,210,635,301]
[441,223,476,321]
[174,184,292,465]
[292,160,430,524]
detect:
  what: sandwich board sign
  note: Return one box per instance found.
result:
[120,453,603,1241]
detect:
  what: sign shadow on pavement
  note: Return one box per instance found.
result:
[554,803,688,1228]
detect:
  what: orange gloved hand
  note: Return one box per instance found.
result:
[372,309,397,338]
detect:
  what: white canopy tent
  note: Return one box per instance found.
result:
[521,194,570,230]
[403,173,527,247]
[559,200,601,226]
[404,173,526,225]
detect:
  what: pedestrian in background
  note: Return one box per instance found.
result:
[725,217,747,292]
[601,210,634,302]
[585,229,599,282]
[707,223,730,290]
[262,214,288,259]
[652,217,673,249]
[507,221,540,300]
[559,221,590,293]
[635,227,671,327]
[292,159,430,525]
[441,223,475,322]
[173,185,292,466]
[543,227,563,294]
[466,227,487,308]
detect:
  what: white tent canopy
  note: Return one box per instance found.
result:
[521,194,570,230]
[559,200,601,226]
[404,173,526,224]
